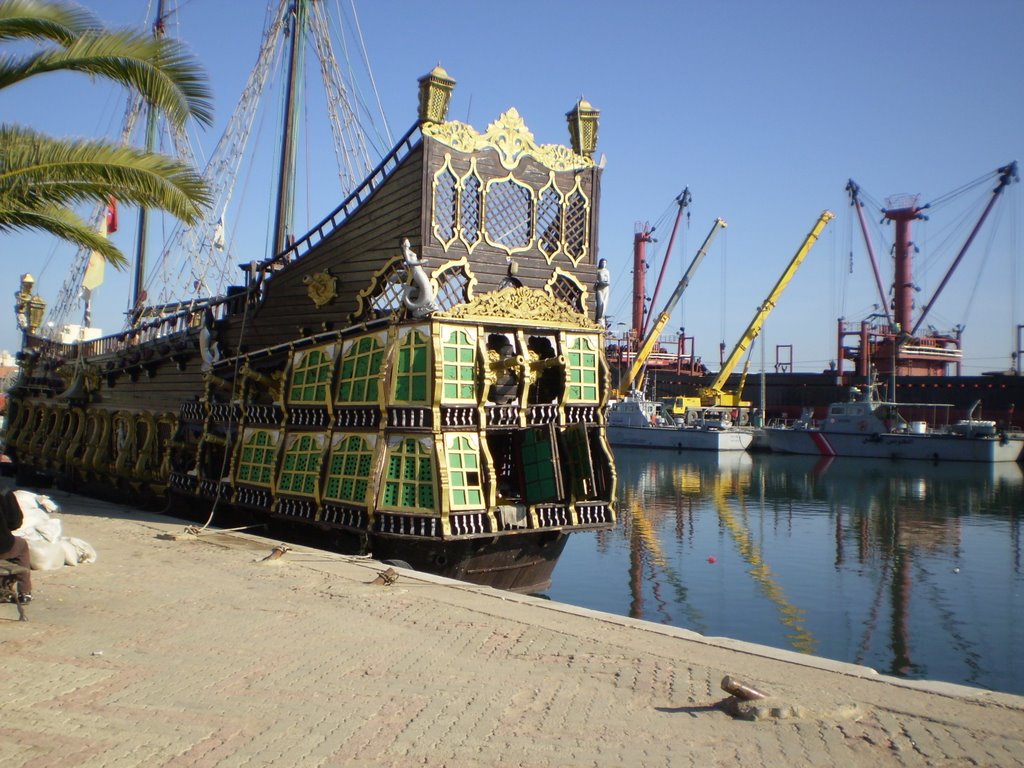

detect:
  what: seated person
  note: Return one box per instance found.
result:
[1,489,32,603]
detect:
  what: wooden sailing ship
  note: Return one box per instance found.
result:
[4,64,617,592]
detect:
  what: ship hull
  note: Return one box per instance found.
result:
[764,427,1023,463]
[5,94,618,592]
[607,424,752,452]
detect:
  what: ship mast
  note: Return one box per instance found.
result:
[271,0,308,256]
[131,0,166,312]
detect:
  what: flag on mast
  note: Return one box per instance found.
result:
[213,213,226,251]
[82,197,116,326]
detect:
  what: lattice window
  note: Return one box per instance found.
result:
[337,336,384,403]
[549,272,584,313]
[537,185,562,259]
[441,327,477,402]
[367,260,406,315]
[485,177,533,250]
[381,437,435,511]
[277,433,324,496]
[566,335,599,403]
[237,429,278,487]
[460,171,482,247]
[393,330,430,403]
[287,346,335,404]
[432,166,458,245]
[446,434,483,508]
[564,188,589,263]
[435,263,471,310]
[324,434,374,504]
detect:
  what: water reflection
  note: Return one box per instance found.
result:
[551,448,1024,694]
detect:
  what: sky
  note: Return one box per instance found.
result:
[2,0,1022,375]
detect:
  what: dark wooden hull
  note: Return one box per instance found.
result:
[6,97,617,592]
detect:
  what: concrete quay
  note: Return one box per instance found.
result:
[3,485,1024,768]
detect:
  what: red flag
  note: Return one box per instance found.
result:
[106,196,118,234]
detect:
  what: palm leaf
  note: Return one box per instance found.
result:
[1,201,128,268]
[0,125,212,224]
[0,30,213,127]
[0,0,96,46]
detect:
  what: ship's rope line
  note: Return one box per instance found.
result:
[961,202,1006,336]
[310,1,376,188]
[141,1,288,308]
[42,93,146,336]
[925,167,999,210]
[344,0,393,147]
[191,271,260,534]
[326,0,390,157]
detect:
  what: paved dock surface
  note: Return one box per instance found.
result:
[3,485,1024,768]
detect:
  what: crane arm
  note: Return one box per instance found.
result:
[703,211,834,402]
[618,218,727,397]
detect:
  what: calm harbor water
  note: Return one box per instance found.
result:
[548,447,1024,696]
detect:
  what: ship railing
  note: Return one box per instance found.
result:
[23,295,236,364]
[899,344,963,360]
[257,123,423,274]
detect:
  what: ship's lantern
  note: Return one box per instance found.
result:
[418,65,456,125]
[27,294,47,334]
[566,99,600,158]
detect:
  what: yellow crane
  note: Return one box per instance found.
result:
[616,217,727,398]
[669,210,834,418]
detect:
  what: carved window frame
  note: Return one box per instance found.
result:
[324,433,376,505]
[431,256,477,311]
[286,344,337,406]
[351,256,406,322]
[431,155,459,248]
[563,176,591,265]
[445,433,484,509]
[458,162,483,252]
[392,327,431,404]
[336,334,386,404]
[236,427,280,488]
[536,174,564,263]
[276,432,325,499]
[440,325,478,403]
[544,268,588,314]
[482,174,535,255]
[380,435,436,513]
[565,334,600,403]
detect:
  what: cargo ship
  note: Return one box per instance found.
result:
[609,163,1023,430]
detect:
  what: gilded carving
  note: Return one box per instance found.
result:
[423,109,595,172]
[303,270,338,308]
[436,286,600,330]
[545,268,589,314]
[351,256,405,322]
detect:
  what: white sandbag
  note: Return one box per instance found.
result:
[26,537,66,571]
[35,494,60,515]
[62,537,97,566]
[12,490,52,534]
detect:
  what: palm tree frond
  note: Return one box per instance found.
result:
[0,125,212,224]
[0,30,213,127]
[0,0,97,46]
[0,202,128,269]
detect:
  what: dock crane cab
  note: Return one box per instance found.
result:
[669,210,835,424]
[615,217,727,399]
